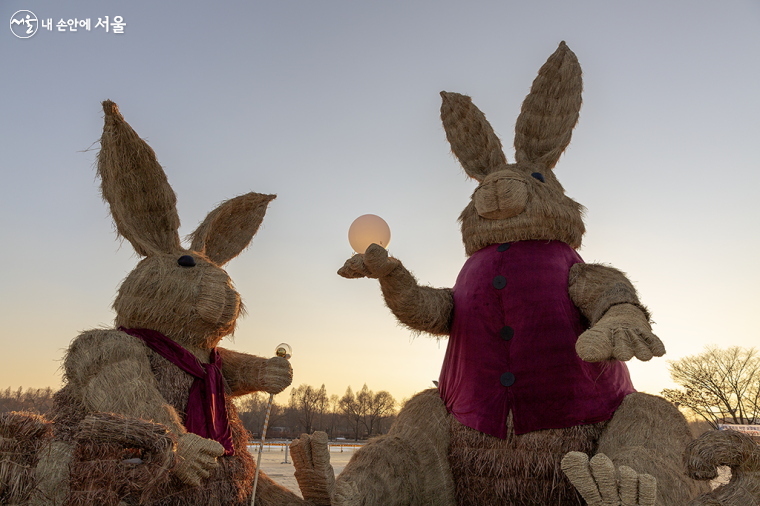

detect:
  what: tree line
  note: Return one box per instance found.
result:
[236,383,399,441]
[0,383,398,442]
[0,386,55,415]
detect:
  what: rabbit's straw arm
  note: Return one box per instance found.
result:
[378,263,454,337]
[568,263,666,363]
[65,329,188,436]
[338,243,454,337]
[218,348,293,397]
[568,264,650,327]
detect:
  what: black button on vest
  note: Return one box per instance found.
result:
[493,275,507,290]
[497,243,511,252]
[500,372,515,387]
[500,326,514,341]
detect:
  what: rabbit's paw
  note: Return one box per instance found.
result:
[338,243,399,279]
[562,452,657,506]
[259,356,293,395]
[291,432,336,506]
[174,433,224,487]
[576,304,665,363]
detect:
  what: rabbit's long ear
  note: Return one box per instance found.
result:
[514,41,582,169]
[440,91,507,182]
[97,100,181,256]
[189,193,276,266]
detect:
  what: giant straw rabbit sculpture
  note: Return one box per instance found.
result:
[290,42,760,505]
[25,101,312,506]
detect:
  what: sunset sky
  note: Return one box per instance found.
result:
[2,0,759,407]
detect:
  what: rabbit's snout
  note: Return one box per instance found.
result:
[197,269,240,328]
[473,173,529,220]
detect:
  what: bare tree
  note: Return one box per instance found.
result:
[235,392,286,439]
[661,346,760,429]
[372,390,397,434]
[325,394,340,438]
[356,384,372,435]
[289,383,328,434]
[340,386,362,441]
[355,385,397,436]
[315,384,329,432]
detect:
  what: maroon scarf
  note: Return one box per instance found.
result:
[120,327,234,455]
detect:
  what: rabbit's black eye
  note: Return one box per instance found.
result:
[178,255,196,267]
[531,172,545,183]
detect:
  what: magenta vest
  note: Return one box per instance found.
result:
[438,241,635,438]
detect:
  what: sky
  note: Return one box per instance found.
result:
[2,0,759,408]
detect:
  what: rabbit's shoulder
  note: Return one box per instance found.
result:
[64,328,150,389]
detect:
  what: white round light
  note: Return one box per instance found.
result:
[348,214,391,254]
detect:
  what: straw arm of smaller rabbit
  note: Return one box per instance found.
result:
[218,348,293,397]
[338,243,454,337]
[65,329,228,487]
[65,329,188,435]
[568,263,666,363]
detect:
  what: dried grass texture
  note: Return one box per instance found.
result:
[189,193,276,266]
[293,389,455,506]
[449,411,604,505]
[292,431,336,505]
[378,261,454,337]
[32,441,73,506]
[63,329,186,434]
[336,388,455,506]
[568,263,651,326]
[560,452,658,506]
[597,393,710,505]
[569,263,665,363]
[44,386,304,505]
[219,349,293,396]
[458,184,585,256]
[113,254,244,349]
[51,330,307,505]
[686,429,760,506]
[98,100,181,257]
[134,400,300,506]
[0,412,52,505]
[513,41,583,169]
[67,413,178,506]
[440,91,507,181]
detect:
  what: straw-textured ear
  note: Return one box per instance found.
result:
[189,192,276,266]
[97,100,181,256]
[440,91,507,182]
[514,41,583,169]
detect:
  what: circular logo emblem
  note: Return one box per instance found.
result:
[10,10,38,39]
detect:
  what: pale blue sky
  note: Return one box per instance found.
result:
[2,0,759,405]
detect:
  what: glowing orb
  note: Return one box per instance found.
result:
[348,214,391,254]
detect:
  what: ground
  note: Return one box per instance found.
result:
[248,443,356,498]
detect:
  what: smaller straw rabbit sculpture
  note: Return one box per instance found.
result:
[291,42,759,506]
[28,101,311,506]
